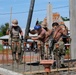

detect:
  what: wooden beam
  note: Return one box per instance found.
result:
[21,67,76,74]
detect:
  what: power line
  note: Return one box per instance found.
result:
[53,5,69,9]
[0,5,69,15]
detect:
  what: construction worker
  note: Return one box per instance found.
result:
[45,22,59,42]
[6,19,23,64]
[46,22,68,68]
[46,22,68,54]
[53,24,68,42]
[29,25,49,59]
[30,25,46,42]
[53,37,66,68]
[45,22,59,59]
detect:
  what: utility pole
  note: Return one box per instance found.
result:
[47,2,53,29]
[8,7,12,45]
[25,0,35,41]
[70,0,76,59]
[9,7,12,27]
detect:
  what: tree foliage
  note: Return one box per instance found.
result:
[61,16,70,21]
[0,23,9,37]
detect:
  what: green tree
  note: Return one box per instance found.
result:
[61,16,70,21]
[39,21,42,24]
[0,23,9,37]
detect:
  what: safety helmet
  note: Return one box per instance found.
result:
[34,25,41,30]
[12,19,18,26]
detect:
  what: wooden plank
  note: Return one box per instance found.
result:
[21,67,76,74]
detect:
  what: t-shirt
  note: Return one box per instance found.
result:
[10,26,22,38]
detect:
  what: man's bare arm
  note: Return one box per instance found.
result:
[53,27,61,38]
[30,29,36,34]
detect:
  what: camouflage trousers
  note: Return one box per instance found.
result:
[53,41,65,68]
[11,38,23,63]
[11,39,21,53]
[37,41,50,59]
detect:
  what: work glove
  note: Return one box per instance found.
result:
[21,36,24,40]
[21,36,23,41]
[21,36,24,43]
[29,29,31,32]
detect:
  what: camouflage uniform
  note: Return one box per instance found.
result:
[8,19,23,63]
[11,37,21,61]
[53,38,65,68]
[58,39,65,66]
[49,29,55,59]
[37,41,45,60]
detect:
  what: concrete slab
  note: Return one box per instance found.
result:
[0,67,22,75]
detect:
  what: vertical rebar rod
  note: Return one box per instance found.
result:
[7,41,10,66]
[2,41,4,68]
[23,42,26,73]
[56,49,59,72]
[46,43,49,59]
[38,42,41,72]
[29,43,32,74]
[12,42,14,71]
[6,42,8,65]
[68,53,70,74]
[17,62,19,72]
[17,42,19,72]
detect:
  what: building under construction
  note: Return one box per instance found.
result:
[0,0,76,75]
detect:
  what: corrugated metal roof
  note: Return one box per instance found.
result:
[0,35,9,40]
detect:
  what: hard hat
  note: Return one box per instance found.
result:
[12,19,18,26]
[34,25,41,30]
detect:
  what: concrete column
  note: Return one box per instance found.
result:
[70,0,76,59]
[47,2,53,29]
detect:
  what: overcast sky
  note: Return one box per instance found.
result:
[0,0,69,28]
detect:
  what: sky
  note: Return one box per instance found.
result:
[0,0,69,28]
